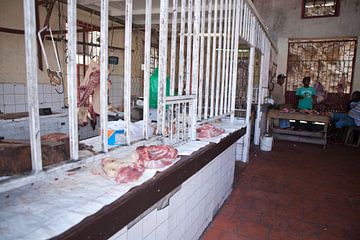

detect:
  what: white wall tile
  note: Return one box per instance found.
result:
[15,104,26,113]
[156,207,168,225]
[38,84,44,94]
[127,220,142,240]
[143,231,155,240]
[3,84,14,94]
[44,94,52,103]
[15,94,26,104]
[4,105,15,113]
[4,95,15,104]
[14,84,25,94]
[0,84,3,94]
[155,221,168,240]
[38,94,44,104]
[44,85,52,94]
[142,210,157,238]
[167,215,177,235]
[0,95,4,105]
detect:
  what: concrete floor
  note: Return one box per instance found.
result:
[202,140,360,240]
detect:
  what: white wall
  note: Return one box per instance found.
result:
[254,0,360,91]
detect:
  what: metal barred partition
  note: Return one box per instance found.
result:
[15,0,277,187]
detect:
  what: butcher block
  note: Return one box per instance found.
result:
[0,133,70,176]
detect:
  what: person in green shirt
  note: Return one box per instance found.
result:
[294,77,316,131]
[296,77,316,110]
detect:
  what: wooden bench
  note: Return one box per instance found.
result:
[267,109,330,149]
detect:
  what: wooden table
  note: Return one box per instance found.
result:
[266,109,331,148]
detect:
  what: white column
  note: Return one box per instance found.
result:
[143,0,152,139]
[124,0,133,144]
[100,0,109,151]
[157,0,168,135]
[67,0,79,160]
[23,0,42,171]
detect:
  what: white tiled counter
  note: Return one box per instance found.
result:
[110,143,237,240]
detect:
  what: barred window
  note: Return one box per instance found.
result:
[302,0,340,18]
[286,38,356,94]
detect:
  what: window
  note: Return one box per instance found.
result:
[286,38,357,111]
[150,46,159,75]
[287,38,356,93]
[302,0,340,18]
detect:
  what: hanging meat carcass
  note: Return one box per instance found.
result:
[196,123,225,140]
[77,60,111,128]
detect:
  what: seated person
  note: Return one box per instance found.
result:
[332,91,360,128]
[294,77,316,130]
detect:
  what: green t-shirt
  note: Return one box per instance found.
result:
[295,86,316,110]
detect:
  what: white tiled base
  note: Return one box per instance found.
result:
[236,136,245,162]
[110,143,237,240]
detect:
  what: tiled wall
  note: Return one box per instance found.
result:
[0,83,65,114]
[78,116,100,140]
[1,76,143,114]
[109,76,144,109]
[109,143,237,240]
[236,136,245,162]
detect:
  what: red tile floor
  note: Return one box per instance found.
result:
[201,140,360,240]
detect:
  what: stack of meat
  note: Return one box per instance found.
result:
[101,145,178,183]
[196,123,225,140]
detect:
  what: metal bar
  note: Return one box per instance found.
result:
[185,0,193,95]
[23,0,42,171]
[100,0,109,151]
[254,36,267,145]
[124,0,133,144]
[143,0,152,139]
[219,0,229,115]
[197,0,206,119]
[178,0,187,96]
[35,3,43,71]
[158,0,168,135]
[42,0,56,31]
[66,0,79,160]
[215,0,224,116]
[182,103,186,140]
[210,0,218,117]
[230,0,242,121]
[170,0,178,96]
[82,31,86,76]
[227,0,236,113]
[204,0,213,119]
[166,94,197,102]
[190,0,201,139]
[170,105,174,143]
[242,26,256,163]
[37,27,50,68]
[176,104,180,143]
[245,5,249,40]
[224,0,233,114]
[46,36,127,51]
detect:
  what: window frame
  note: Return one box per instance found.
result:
[301,0,341,19]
